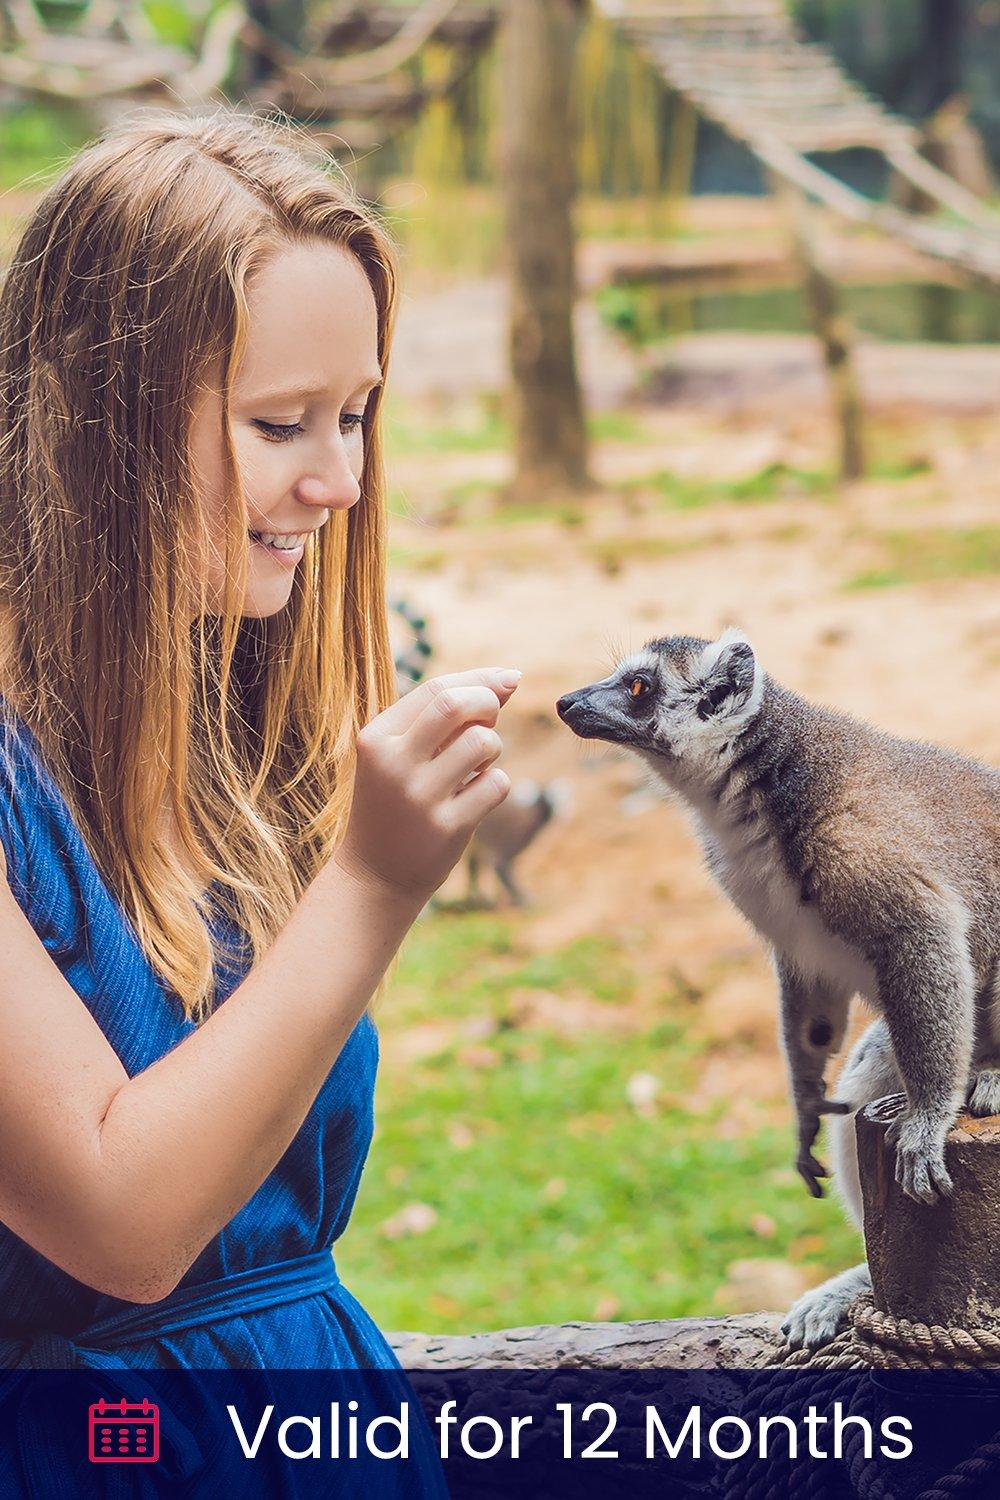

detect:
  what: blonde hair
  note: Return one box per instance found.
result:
[0,105,399,1021]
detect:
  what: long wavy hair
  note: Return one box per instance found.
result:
[0,106,399,1022]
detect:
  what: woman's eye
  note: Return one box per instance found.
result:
[340,412,365,436]
[252,419,304,442]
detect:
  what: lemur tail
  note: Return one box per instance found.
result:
[390,596,434,695]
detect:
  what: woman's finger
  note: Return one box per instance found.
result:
[422,725,503,797]
[379,668,520,738]
[446,766,511,830]
[405,686,503,761]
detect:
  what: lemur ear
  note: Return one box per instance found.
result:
[694,629,761,723]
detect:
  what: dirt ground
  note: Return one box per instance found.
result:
[386,224,1000,1110]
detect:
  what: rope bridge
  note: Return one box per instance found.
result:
[595,0,1000,288]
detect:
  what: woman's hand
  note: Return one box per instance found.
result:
[335,667,521,903]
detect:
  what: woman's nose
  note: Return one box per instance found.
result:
[296,446,361,511]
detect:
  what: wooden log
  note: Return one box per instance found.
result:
[390,1312,784,1370]
[857,1101,1000,1330]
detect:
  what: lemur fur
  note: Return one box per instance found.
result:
[557,629,1000,1348]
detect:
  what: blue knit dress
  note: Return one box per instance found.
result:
[0,700,447,1491]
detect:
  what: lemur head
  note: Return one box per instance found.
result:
[556,628,765,782]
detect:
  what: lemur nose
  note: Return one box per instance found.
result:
[556,691,582,722]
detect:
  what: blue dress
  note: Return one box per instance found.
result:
[0,702,447,1492]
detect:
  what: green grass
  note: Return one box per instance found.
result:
[621,462,836,511]
[585,533,725,575]
[588,410,652,443]
[384,398,650,461]
[845,526,1000,590]
[335,914,861,1334]
[384,398,509,457]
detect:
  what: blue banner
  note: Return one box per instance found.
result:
[2,1367,1000,1497]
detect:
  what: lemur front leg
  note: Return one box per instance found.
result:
[872,913,975,1204]
[776,961,852,1198]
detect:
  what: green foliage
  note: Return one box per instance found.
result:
[0,100,95,192]
[143,0,213,49]
[336,914,860,1333]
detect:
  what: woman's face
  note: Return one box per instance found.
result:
[188,239,382,618]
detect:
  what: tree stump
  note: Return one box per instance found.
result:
[858,1099,1000,1330]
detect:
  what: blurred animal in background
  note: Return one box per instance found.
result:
[389,595,568,911]
[390,595,433,697]
[464,780,571,909]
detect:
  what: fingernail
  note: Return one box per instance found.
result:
[497,669,522,688]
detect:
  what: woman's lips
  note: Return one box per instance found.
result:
[249,533,305,567]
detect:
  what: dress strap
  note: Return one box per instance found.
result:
[0,1249,341,1368]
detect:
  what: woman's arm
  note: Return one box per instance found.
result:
[0,667,518,1303]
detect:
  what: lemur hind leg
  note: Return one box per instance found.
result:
[967,1066,1000,1117]
[783,1018,901,1350]
[495,858,528,908]
[968,972,1000,1116]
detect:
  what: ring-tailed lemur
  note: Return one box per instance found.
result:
[556,628,1000,1349]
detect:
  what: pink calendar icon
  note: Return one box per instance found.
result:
[88,1397,160,1463]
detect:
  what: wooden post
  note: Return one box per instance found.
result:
[498,0,590,500]
[770,179,866,483]
[857,1100,1000,1329]
[663,92,697,236]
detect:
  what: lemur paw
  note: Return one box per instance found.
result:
[794,1085,851,1198]
[967,1069,1000,1119]
[782,1282,854,1350]
[886,1113,953,1204]
[795,1149,829,1199]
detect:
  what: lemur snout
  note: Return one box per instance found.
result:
[556,688,605,738]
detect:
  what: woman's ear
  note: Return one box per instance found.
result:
[694,628,762,724]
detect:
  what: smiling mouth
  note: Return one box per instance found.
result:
[248,528,314,547]
[248,531,309,567]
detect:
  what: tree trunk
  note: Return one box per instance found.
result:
[499,0,590,499]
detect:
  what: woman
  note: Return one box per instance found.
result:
[0,101,516,1419]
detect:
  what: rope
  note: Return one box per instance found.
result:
[771,1295,1000,1373]
[715,1296,1000,1499]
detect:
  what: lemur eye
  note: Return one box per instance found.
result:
[629,676,650,699]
